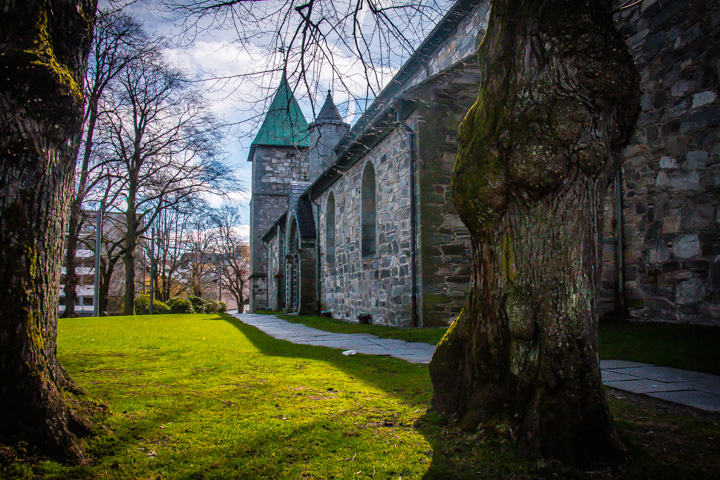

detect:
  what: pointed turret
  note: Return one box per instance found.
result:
[251,74,310,152]
[312,90,346,127]
[306,90,350,182]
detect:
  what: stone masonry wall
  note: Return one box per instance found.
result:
[406,1,490,89]
[249,145,307,311]
[599,0,720,324]
[415,70,480,327]
[266,231,284,311]
[317,127,417,326]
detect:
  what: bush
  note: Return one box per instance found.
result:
[205,299,227,313]
[134,294,171,315]
[167,297,194,314]
[187,296,206,313]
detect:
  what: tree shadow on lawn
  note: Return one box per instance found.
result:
[218,314,720,480]
[216,314,539,479]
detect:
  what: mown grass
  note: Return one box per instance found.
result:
[598,320,720,376]
[2,313,719,480]
[263,311,720,375]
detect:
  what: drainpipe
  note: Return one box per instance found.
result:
[391,96,419,328]
[615,168,627,318]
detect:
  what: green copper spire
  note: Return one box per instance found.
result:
[251,73,310,149]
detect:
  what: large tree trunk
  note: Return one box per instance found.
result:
[0,0,100,463]
[430,0,639,467]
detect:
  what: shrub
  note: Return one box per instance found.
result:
[167,297,194,314]
[205,299,227,313]
[134,294,171,315]
[187,295,206,313]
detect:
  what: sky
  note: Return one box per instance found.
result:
[117,0,452,242]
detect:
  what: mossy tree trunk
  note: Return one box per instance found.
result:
[430,0,639,467]
[0,0,99,463]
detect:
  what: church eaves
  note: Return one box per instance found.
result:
[251,74,310,151]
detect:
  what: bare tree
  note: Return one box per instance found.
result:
[212,204,250,311]
[0,0,100,463]
[99,50,236,314]
[151,205,192,301]
[182,207,218,298]
[158,0,453,118]
[63,10,150,317]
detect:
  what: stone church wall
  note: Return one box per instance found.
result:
[266,231,283,311]
[249,146,307,311]
[599,0,720,324]
[405,1,490,89]
[317,127,416,326]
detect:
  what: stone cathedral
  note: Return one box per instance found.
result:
[249,0,720,327]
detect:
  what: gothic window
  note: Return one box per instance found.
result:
[361,161,376,257]
[326,192,336,265]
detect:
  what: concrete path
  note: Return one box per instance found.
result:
[234,313,435,364]
[233,313,720,413]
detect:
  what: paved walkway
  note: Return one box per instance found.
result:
[233,313,720,413]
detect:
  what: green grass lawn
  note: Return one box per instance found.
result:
[598,320,720,376]
[263,312,720,376]
[2,313,719,480]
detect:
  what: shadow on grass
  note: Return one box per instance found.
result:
[217,314,536,479]
[216,313,428,405]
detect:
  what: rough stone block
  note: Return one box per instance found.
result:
[669,172,700,191]
[662,215,681,234]
[673,234,701,259]
[685,150,709,169]
[648,241,671,263]
[693,90,717,109]
[677,278,705,304]
[659,156,678,169]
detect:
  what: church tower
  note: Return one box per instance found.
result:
[305,91,350,182]
[248,75,309,312]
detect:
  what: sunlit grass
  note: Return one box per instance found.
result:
[2,313,718,480]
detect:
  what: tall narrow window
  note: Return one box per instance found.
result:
[326,192,336,265]
[361,162,376,257]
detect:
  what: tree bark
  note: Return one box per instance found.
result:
[430,0,639,467]
[123,206,137,315]
[0,0,100,463]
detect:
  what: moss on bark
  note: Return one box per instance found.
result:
[0,0,101,464]
[431,0,640,467]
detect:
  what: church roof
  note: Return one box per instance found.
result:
[312,91,346,126]
[251,74,310,149]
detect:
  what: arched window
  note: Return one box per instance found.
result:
[361,161,376,257]
[326,192,336,265]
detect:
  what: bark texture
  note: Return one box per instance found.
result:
[0,0,100,463]
[430,0,639,467]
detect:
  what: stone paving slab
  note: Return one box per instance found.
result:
[647,390,720,413]
[601,370,642,382]
[683,381,720,396]
[615,366,708,383]
[600,360,654,369]
[232,313,720,412]
[604,379,690,394]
